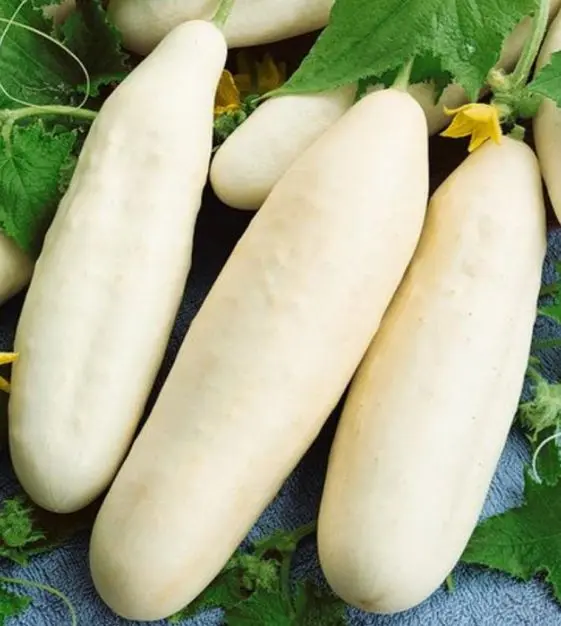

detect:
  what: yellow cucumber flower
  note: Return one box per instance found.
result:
[215,70,242,117]
[0,352,18,393]
[441,103,503,153]
[214,53,286,118]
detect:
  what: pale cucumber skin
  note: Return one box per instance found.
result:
[89,89,429,622]
[318,138,547,615]
[8,21,227,515]
[534,6,561,225]
[107,0,334,55]
[0,234,33,307]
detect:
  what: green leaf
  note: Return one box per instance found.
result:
[356,54,452,101]
[0,585,31,624]
[0,0,128,110]
[293,582,348,626]
[169,553,281,622]
[224,582,348,626]
[0,0,77,108]
[169,567,247,622]
[225,588,294,626]
[0,121,76,256]
[279,0,538,100]
[170,524,319,623]
[58,0,129,97]
[462,470,561,601]
[528,51,561,107]
[0,497,44,566]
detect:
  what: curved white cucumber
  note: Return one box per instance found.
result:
[318,137,546,614]
[107,0,334,55]
[9,20,226,514]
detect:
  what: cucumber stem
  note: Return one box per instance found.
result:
[0,577,77,626]
[1,104,97,148]
[393,58,414,91]
[280,553,294,613]
[509,0,550,89]
[212,0,236,28]
[6,105,97,124]
[1,105,97,151]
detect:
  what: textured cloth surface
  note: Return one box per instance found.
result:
[1,196,561,626]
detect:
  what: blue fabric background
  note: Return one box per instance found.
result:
[1,196,561,625]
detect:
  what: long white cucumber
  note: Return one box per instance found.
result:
[107,0,334,55]
[534,6,561,224]
[8,20,226,514]
[89,87,429,622]
[0,234,33,306]
[318,137,546,615]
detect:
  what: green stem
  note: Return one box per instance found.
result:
[280,553,293,607]
[282,522,316,617]
[212,0,236,27]
[6,104,98,125]
[532,338,561,351]
[393,58,415,91]
[0,577,77,626]
[509,0,550,89]
[1,105,97,149]
[290,521,317,544]
[445,573,456,593]
[538,308,561,323]
[508,123,526,142]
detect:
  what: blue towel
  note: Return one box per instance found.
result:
[2,201,561,626]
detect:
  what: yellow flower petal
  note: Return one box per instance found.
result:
[0,377,11,393]
[441,114,476,139]
[489,109,502,145]
[443,104,470,116]
[468,125,491,153]
[215,70,241,111]
[0,352,18,366]
[441,103,503,152]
